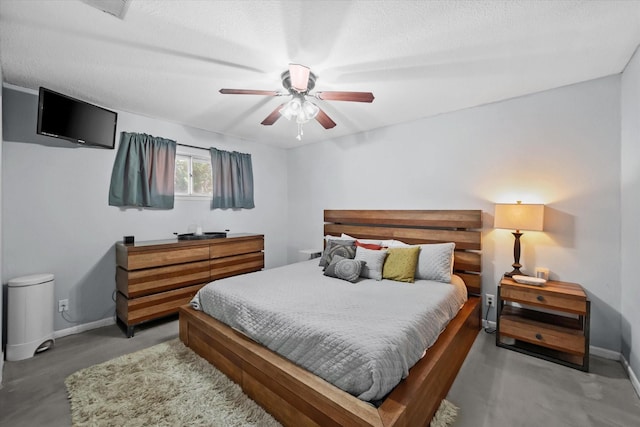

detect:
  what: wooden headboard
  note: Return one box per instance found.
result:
[324,210,482,295]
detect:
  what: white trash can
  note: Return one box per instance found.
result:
[6,273,55,361]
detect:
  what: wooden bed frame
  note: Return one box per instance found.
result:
[180,210,482,426]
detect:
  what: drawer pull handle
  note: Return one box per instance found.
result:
[535,333,543,340]
[536,295,544,302]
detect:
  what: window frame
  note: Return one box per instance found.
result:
[174,151,212,201]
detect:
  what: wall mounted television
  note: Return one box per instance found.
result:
[37,87,118,149]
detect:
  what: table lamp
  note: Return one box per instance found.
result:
[494,201,544,277]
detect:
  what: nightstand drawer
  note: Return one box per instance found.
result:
[501,286,587,314]
[500,314,585,355]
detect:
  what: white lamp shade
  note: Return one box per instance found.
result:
[302,100,319,120]
[289,64,310,92]
[280,98,302,120]
[494,203,544,231]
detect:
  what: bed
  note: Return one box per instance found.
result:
[179,209,482,426]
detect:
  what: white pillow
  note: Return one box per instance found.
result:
[415,243,455,282]
[325,234,349,242]
[341,233,382,246]
[380,239,410,248]
[354,246,388,280]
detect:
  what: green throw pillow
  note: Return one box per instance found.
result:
[382,246,421,283]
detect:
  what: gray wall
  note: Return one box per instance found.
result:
[621,47,640,379]
[1,86,289,332]
[287,75,622,352]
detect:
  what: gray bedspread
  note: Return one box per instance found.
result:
[191,259,467,402]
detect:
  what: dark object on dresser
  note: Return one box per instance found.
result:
[174,232,227,240]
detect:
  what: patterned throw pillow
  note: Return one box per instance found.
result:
[354,246,388,280]
[319,239,356,268]
[382,246,421,283]
[415,243,455,282]
[323,255,366,283]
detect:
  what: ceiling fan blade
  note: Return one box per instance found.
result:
[261,103,286,126]
[220,89,280,96]
[315,91,375,103]
[289,64,310,92]
[315,108,337,129]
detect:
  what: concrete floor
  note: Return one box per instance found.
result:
[1,318,639,427]
[448,332,640,426]
[0,317,179,427]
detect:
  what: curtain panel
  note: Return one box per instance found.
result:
[210,148,255,209]
[109,132,177,209]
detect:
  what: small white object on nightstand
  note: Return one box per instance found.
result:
[299,248,322,260]
[512,275,546,286]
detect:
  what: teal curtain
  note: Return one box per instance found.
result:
[109,132,176,209]
[210,148,255,209]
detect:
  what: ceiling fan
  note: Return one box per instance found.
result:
[219,64,374,140]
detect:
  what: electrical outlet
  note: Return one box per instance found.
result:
[486,294,495,306]
[58,299,69,312]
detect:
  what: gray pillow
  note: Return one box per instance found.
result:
[319,239,356,268]
[354,246,388,281]
[415,243,455,282]
[324,255,366,283]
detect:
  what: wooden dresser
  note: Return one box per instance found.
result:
[496,277,590,371]
[116,233,264,337]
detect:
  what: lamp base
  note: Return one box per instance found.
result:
[504,269,524,278]
[505,232,525,278]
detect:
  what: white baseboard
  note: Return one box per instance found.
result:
[590,345,621,361]
[621,355,640,399]
[53,317,115,339]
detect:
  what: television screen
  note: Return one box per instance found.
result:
[37,87,117,149]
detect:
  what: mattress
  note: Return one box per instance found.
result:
[191,259,467,402]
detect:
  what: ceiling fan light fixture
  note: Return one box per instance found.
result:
[280,107,294,121]
[280,98,302,121]
[296,101,319,123]
[302,100,319,120]
[281,98,320,139]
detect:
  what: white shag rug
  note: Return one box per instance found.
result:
[66,338,457,427]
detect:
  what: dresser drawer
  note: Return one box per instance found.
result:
[501,285,587,314]
[116,261,210,298]
[210,252,264,280]
[125,246,210,270]
[116,284,203,325]
[210,237,264,259]
[500,314,585,355]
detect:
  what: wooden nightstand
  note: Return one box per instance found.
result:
[496,277,590,371]
[299,248,322,260]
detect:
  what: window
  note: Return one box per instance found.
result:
[175,154,212,198]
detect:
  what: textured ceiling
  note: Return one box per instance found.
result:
[1,0,640,149]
